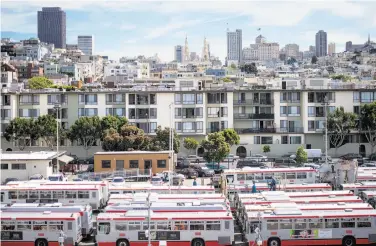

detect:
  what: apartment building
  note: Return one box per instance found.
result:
[1,78,376,158]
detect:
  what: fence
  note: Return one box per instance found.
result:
[77,168,152,181]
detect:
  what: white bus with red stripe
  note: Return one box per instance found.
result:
[104,202,228,213]
[0,185,106,209]
[0,203,93,237]
[0,211,83,246]
[96,211,234,246]
[339,182,376,195]
[223,167,317,186]
[359,191,376,208]
[356,173,376,182]
[108,185,215,195]
[6,180,110,201]
[244,209,376,246]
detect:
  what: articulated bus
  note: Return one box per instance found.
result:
[0,203,93,237]
[104,203,228,213]
[6,180,110,200]
[0,211,83,246]
[0,185,106,209]
[108,185,215,195]
[222,167,317,187]
[339,182,376,195]
[244,209,376,246]
[96,211,234,246]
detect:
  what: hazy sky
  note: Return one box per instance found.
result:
[1,0,375,61]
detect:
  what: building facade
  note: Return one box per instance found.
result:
[78,35,94,55]
[37,7,66,49]
[285,44,299,58]
[227,29,242,63]
[328,43,336,56]
[315,30,327,57]
[174,45,183,63]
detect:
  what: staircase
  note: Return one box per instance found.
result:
[232,210,248,246]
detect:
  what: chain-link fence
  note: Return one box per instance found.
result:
[77,169,152,181]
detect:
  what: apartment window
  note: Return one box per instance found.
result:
[281,136,288,144]
[328,106,336,114]
[175,94,182,104]
[106,94,125,104]
[220,93,227,103]
[254,136,260,144]
[150,122,157,133]
[208,107,220,118]
[288,106,300,116]
[308,92,315,103]
[1,164,8,170]
[260,107,272,114]
[19,95,39,105]
[353,92,360,102]
[129,94,136,105]
[308,107,315,117]
[182,94,195,104]
[1,95,11,106]
[360,92,374,103]
[182,122,195,133]
[150,108,157,118]
[280,106,287,116]
[129,160,139,168]
[196,94,203,104]
[280,120,288,130]
[196,122,203,132]
[47,95,67,105]
[79,94,97,105]
[78,108,98,117]
[19,109,39,118]
[221,107,228,117]
[175,122,182,132]
[12,163,26,170]
[101,160,111,169]
[157,160,167,168]
[136,94,148,105]
[207,93,220,104]
[106,108,126,116]
[290,136,302,144]
[290,92,300,102]
[175,108,182,118]
[150,94,156,104]
[221,121,228,129]
[308,121,315,131]
[353,106,360,114]
[280,92,287,102]
[261,137,273,144]
[0,109,10,119]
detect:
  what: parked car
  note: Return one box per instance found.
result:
[274,158,298,167]
[191,165,214,177]
[48,173,67,182]
[368,153,376,161]
[339,153,364,165]
[205,163,227,170]
[185,155,204,163]
[29,174,44,180]
[72,178,83,181]
[176,158,190,169]
[223,154,240,162]
[151,176,164,186]
[112,177,125,184]
[177,168,198,179]
[3,177,19,185]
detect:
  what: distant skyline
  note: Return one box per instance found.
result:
[1,0,375,61]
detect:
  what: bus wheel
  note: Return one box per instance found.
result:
[191,238,205,246]
[117,239,129,246]
[35,239,48,246]
[342,236,356,246]
[268,237,281,246]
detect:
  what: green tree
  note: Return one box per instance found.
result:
[100,116,128,140]
[311,56,318,64]
[330,74,352,82]
[67,116,102,157]
[287,57,297,65]
[262,145,271,155]
[35,114,62,149]
[28,76,53,89]
[4,117,38,150]
[183,137,199,155]
[230,63,237,69]
[296,146,308,164]
[359,102,376,153]
[151,126,180,153]
[102,125,151,151]
[201,132,230,169]
[240,63,258,74]
[327,107,357,156]
[222,77,232,83]
[221,129,240,147]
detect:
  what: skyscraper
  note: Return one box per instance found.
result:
[78,35,94,55]
[227,29,242,63]
[174,45,183,63]
[37,7,66,48]
[315,30,327,57]
[183,36,190,63]
[328,43,336,56]
[202,37,209,62]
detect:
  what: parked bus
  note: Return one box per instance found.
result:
[6,180,110,200]
[356,173,376,182]
[244,209,376,246]
[105,202,228,213]
[359,191,376,208]
[96,210,234,246]
[339,182,376,195]
[0,203,93,237]
[108,185,215,195]
[0,185,106,209]
[108,199,230,207]
[222,167,317,187]
[0,211,83,246]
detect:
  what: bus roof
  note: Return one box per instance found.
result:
[243,202,373,211]
[0,211,80,220]
[0,185,101,191]
[97,211,233,221]
[340,182,376,188]
[223,167,317,174]
[6,180,108,186]
[246,208,376,219]
[240,196,362,204]
[109,186,215,191]
[237,190,353,199]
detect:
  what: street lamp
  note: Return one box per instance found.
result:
[322,96,330,167]
[54,103,61,173]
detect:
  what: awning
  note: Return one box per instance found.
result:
[58,155,74,164]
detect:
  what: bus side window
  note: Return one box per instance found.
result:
[92,192,96,198]
[68,222,72,231]
[98,222,110,234]
[224,221,230,230]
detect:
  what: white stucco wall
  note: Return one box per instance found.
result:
[1,160,53,183]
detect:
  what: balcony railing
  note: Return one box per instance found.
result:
[207,128,221,133]
[233,99,274,105]
[277,127,304,133]
[234,128,304,134]
[234,113,274,119]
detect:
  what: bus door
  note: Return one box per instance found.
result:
[0,192,4,203]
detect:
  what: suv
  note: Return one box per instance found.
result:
[274,158,297,167]
[191,166,214,177]
[177,168,198,179]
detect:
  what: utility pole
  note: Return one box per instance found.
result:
[54,103,61,173]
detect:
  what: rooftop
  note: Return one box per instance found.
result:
[95,150,173,155]
[0,151,65,160]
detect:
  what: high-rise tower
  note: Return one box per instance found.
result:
[183,36,190,62]
[202,37,209,61]
[315,30,327,57]
[38,7,66,48]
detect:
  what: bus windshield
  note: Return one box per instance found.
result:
[48,176,60,181]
